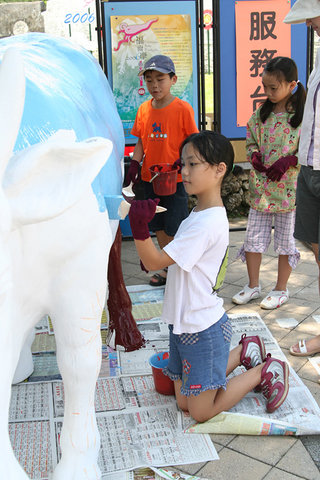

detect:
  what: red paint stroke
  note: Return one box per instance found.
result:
[107,226,145,351]
[114,18,158,51]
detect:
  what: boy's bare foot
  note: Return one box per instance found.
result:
[289,335,320,357]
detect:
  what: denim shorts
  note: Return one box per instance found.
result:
[294,165,320,258]
[163,313,232,397]
[142,181,189,236]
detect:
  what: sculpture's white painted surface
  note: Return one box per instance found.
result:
[0,34,124,480]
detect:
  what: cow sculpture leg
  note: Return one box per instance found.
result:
[51,217,111,480]
[52,303,103,480]
[12,329,36,384]
[0,314,31,478]
[1,338,30,479]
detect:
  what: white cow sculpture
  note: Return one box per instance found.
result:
[0,38,122,479]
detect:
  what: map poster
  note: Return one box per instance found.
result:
[110,14,193,141]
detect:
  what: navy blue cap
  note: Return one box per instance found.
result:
[138,55,175,76]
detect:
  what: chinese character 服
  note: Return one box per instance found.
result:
[250,12,277,41]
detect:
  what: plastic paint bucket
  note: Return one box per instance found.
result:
[149,351,175,395]
[149,163,178,196]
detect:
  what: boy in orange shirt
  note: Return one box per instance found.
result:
[126,55,198,286]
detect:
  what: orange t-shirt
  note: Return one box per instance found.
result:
[131,97,198,182]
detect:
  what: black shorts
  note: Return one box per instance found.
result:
[142,181,189,236]
[294,165,320,256]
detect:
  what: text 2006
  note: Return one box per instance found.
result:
[64,13,95,24]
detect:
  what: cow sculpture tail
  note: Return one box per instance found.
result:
[107,226,145,351]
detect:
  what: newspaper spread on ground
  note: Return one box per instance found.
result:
[9,284,320,479]
[9,284,217,479]
[102,466,208,479]
[185,313,320,436]
[9,378,217,479]
[126,286,320,436]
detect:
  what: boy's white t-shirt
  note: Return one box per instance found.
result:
[162,207,229,334]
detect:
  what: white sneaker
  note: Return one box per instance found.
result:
[232,284,261,305]
[260,289,289,310]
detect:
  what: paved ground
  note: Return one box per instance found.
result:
[120,217,320,480]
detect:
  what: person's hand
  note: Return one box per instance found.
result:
[173,157,182,173]
[129,199,160,240]
[251,152,267,173]
[125,159,140,186]
[266,155,298,182]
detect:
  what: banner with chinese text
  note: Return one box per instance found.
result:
[235,0,291,127]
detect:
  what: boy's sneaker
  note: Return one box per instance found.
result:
[239,333,266,370]
[260,354,289,413]
[232,284,261,305]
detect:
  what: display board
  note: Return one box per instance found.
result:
[219,0,308,138]
[103,1,198,144]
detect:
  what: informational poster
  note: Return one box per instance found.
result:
[110,14,193,140]
[104,2,198,144]
[235,0,291,127]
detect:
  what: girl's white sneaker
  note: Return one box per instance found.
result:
[260,289,289,309]
[232,284,261,305]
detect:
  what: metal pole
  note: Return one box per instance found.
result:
[212,0,221,132]
[88,8,92,42]
[95,0,103,68]
[198,0,206,130]
[307,26,314,78]
[195,0,201,130]
[207,29,210,75]
[101,1,108,75]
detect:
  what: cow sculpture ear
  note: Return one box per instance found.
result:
[0,47,25,178]
[4,131,113,227]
